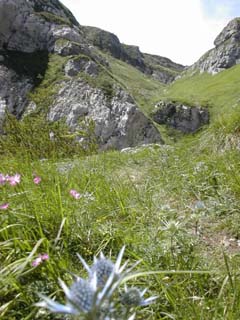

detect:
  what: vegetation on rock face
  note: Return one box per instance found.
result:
[82,26,184,84]
[0,54,98,159]
[35,11,72,26]
[28,54,68,112]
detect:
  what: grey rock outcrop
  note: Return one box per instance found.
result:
[28,0,79,26]
[0,65,33,121]
[193,18,240,74]
[54,39,91,56]
[0,0,97,121]
[0,49,48,120]
[64,57,99,77]
[0,0,84,53]
[48,79,163,150]
[152,101,209,133]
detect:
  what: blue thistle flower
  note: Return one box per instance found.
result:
[121,286,158,306]
[36,275,97,315]
[68,278,95,312]
[36,247,157,319]
[90,256,115,287]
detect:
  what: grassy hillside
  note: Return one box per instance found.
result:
[164,66,240,108]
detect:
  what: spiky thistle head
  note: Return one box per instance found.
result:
[36,246,157,319]
[36,276,97,315]
[67,278,96,313]
[121,286,158,306]
[90,255,115,287]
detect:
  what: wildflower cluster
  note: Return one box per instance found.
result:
[36,247,157,319]
[0,173,42,210]
[0,173,21,210]
[0,173,21,186]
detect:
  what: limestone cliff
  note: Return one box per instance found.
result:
[0,0,163,149]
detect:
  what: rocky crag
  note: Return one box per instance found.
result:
[192,18,240,74]
[0,0,164,149]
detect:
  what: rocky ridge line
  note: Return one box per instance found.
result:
[82,26,185,84]
[192,17,240,74]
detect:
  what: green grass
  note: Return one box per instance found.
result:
[1,140,240,319]
[108,55,165,115]
[28,54,69,112]
[35,12,72,26]
[163,65,240,119]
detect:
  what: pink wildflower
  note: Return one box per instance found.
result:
[33,176,41,184]
[7,174,21,186]
[31,257,42,267]
[70,189,81,199]
[32,253,49,267]
[0,203,9,210]
[0,174,6,185]
[40,253,49,261]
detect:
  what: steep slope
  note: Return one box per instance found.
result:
[106,55,166,115]
[82,25,185,83]
[0,0,163,150]
[166,67,240,149]
[162,18,240,125]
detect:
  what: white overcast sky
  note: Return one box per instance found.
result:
[60,0,240,65]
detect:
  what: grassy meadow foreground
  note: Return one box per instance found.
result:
[1,60,240,319]
[1,136,240,319]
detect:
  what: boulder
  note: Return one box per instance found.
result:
[152,101,209,133]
